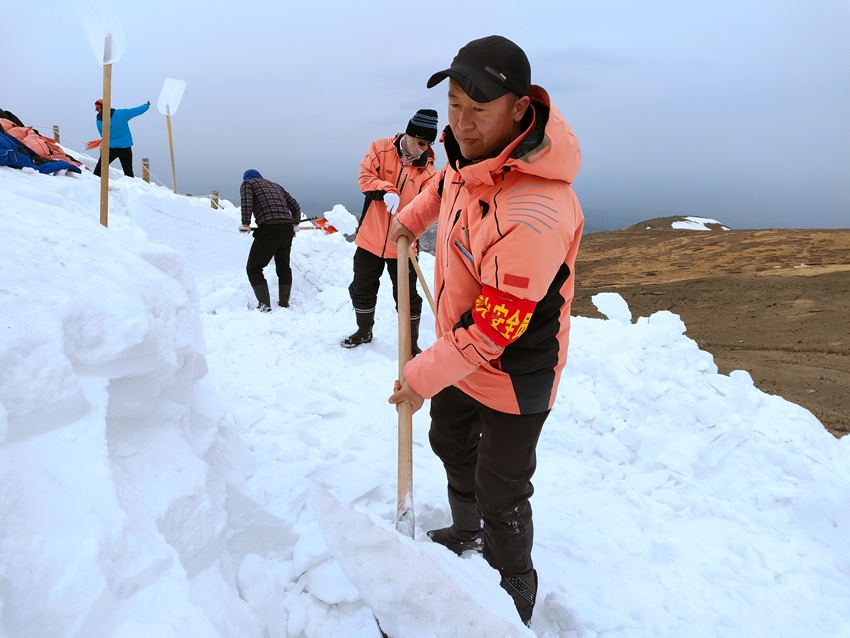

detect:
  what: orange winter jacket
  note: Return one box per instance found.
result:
[355,134,437,259]
[397,86,584,415]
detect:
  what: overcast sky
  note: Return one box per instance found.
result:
[4,0,848,231]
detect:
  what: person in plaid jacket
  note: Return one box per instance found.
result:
[239,169,302,310]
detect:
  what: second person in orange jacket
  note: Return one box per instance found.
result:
[341,109,439,353]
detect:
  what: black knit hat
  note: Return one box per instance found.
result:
[406,109,439,142]
[427,35,531,103]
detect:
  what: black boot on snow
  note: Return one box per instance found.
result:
[410,316,422,357]
[341,310,374,348]
[426,526,482,555]
[426,490,482,555]
[278,283,292,308]
[500,569,537,626]
[252,283,272,313]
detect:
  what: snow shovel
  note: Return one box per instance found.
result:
[395,235,415,539]
[312,217,338,235]
[296,215,338,234]
[157,78,187,194]
[75,0,127,227]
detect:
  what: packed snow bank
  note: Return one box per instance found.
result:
[0,168,261,636]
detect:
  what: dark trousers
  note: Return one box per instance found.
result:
[94,146,134,177]
[246,224,295,287]
[348,246,422,318]
[429,385,548,576]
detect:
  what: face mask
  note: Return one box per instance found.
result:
[401,135,426,162]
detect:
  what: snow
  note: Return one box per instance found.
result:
[670,216,731,231]
[323,204,359,236]
[1,161,849,638]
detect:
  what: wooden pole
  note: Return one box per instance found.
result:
[53,125,60,143]
[395,235,414,538]
[210,190,219,209]
[407,245,436,315]
[99,62,113,227]
[142,158,150,183]
[166,105,177,193]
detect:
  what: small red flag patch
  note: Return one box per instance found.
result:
[503,273,530,289]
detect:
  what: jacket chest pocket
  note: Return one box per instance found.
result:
[449,206,478,275]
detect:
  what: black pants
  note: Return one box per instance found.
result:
[348,246,422,319]
[429,385,548,576]
[246,224,294,287]
[94,146,134,177]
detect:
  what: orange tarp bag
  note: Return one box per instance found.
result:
[43,138,82,166]
[20,130,51,158]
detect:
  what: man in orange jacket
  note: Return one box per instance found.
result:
[341,109,439,352]
[388,36,584,626]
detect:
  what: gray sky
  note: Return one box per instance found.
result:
[4,0,848,232]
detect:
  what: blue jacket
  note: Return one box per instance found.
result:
[96,103,149,149]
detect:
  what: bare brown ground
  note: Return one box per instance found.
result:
[571,224,850,438]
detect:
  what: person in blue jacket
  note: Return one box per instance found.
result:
[93,98,150,177]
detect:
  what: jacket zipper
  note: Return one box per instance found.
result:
[443,179,465,270]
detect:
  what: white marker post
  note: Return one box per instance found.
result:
[157,78,187,194]
[74,0,126,227]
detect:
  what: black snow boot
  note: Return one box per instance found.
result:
[500,569,537,626]
[426,491,482,556]
[252,283,272,313]
[341,310,374,348]
[410,316,422,357]
[278,283,292,308]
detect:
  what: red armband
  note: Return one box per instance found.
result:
[472,284,537,347]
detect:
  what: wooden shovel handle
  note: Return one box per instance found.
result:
[407,245,436,315]
[395,235,414,537]
[99,64,112,228]
[166,110,177,194]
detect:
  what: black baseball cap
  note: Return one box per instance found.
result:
[427,35,531,103]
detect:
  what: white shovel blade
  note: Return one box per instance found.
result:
[158,78,187,116]
[73,0,126,65]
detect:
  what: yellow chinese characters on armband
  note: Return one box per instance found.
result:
[472,284,537,347]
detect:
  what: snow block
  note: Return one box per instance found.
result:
[311,485,534,638]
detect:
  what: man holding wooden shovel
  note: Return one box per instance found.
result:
[388,35,584,626]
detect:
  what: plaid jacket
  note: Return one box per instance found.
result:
[240,177,302,226]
